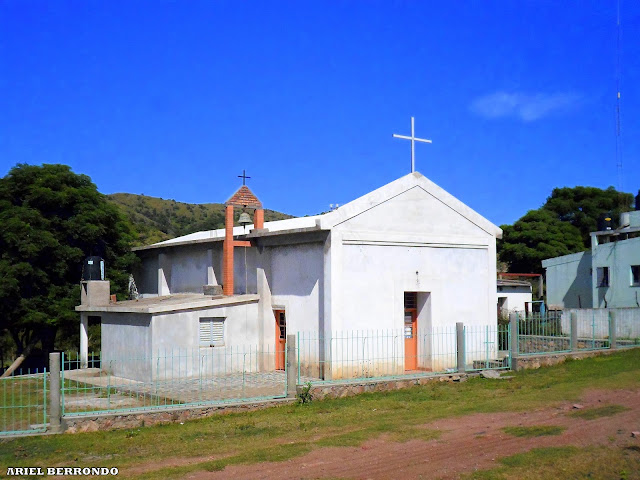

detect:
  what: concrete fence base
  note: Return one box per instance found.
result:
[62,398,295,434]
[300,372,474,401]
[513,347,629,370]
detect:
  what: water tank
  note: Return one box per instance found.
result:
[597,213,613,231]
[82,256,105,281]
[620,212,630,228]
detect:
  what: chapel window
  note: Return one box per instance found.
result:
[199,317,225,347]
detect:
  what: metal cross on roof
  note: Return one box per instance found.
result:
[393,117,432,173]
[238,169,251,185]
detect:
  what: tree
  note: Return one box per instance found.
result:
[0,164,138,361]
[498,186,634,274]
[542,186,634,246]
[498,209,584,274]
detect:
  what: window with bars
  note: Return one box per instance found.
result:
[404,292,417,339]
[404,292,417,309]
[199,317,225,347]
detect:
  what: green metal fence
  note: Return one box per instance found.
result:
[297,325,507,384]
[517,312,571,355]
[0,369,47,436]
[570,312,611,351]
[464,324,511,371]
[516,311,613,355]
[61,346,286,416]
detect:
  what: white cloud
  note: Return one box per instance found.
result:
[470,91,580,122]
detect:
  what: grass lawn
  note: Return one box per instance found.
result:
[466,446,640,480]
[502,425,565,438]
[1,349,640,479]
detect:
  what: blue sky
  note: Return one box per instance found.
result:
[1,1,639,226]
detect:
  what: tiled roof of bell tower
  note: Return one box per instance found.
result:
[225,185,262,208]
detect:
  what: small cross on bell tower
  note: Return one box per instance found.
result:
[238,169,251,185]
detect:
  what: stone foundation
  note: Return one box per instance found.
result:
[63,398,294,434]
[514,347,624,370]
[298,373,476,401]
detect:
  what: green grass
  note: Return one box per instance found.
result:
[502,425,565,437]
[465,446,640,480]
[570,404,630,420]
[1,349,640,479]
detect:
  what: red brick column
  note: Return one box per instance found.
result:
[254,208,264,229]
[223,205,234,295]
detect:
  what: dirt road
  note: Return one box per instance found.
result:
[121,388,640,479]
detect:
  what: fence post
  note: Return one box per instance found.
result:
[286,334,297,398]
[49,352,63,433]
[456,322,465,373]
[570,312,578,351]
[609,311,617,350]
[509,313,519,371]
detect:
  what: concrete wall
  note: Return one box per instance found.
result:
[320,185,498,377]
[167,248,210,293]
[497,287,532,313]
[591,236,640,308]
[233,246,258,295]
[134,256,159,296]
[101,313,152,382]
[100,301,267,382]
[151,301,264,379]
[134,245,225,297]
[339,186,490,238]
[542,251,592,309]
[263,242,324,379]
[269,243,324,334]
[561,308,640,339]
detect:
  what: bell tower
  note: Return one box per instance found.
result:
[223,172,264,296]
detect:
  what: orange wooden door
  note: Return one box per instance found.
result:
[274,310,286,370]
[404,307,417,371]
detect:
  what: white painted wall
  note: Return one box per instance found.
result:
[332,243,492,374]
[269,243,324,335]
[561,308,640,340]
[267,242,325,378]
[168,248,210,293]
[101,313,152,382]
[100,301,266,382]
[233,246,258,295]
[134,245,225,297]
[151,301,263,379]
[318,185,498,378]
[497,287,532,313]
[542,251,592,309]
[592,236,640,308]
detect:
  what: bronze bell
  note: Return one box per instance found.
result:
[238,211,252,226]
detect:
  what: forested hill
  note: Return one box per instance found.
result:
[107,193,293,246]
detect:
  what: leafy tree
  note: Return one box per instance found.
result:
[543,186,634,246]
[499,186,633,274]
[0,164,138,360]
[499,209,584,273]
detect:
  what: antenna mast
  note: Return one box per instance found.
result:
[615,0,623,192]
